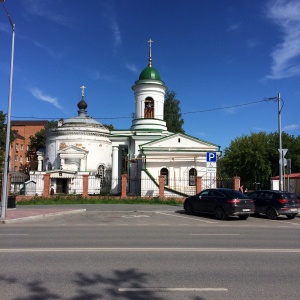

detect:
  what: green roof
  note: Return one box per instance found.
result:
[139,66,161,80]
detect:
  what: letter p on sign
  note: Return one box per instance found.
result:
[206,152,217,162]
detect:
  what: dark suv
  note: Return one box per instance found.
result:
[246,190,299,220]
[184,188,255,220]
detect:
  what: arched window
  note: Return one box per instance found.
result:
[189,168,197,186]
[160,168,169,186]
[97,165,105,185]
[144,97,154,119]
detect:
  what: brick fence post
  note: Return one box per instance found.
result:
[121,174,127,199]
[82,174,89,197]
[196,176,202,194]
[159,175,165,199]
[43,174,50,197]
[8,173,12,195]
[233,176,240,191]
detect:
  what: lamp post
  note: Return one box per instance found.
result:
[265,93,284,191]
[1,0,15,219]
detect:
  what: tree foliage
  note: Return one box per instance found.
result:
[28,120,57,153]
[103,123,115,131]
[218,131,300,184]
[164,90,185,133]
[25,120,56,171]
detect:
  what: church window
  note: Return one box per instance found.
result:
[97,165,105,185]
[189,168,197,186]
[160,168,169,186]
[144,97,154,119]
[178,138,181,143]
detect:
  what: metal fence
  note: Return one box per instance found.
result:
[0,172,256,198]
[240,181,271,192]
[87,175,115,195]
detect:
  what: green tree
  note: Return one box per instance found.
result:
[218,131,300,184]
[103,123,115,131]
[27,120,56,170]
[164,90,185,133]
[0,111,17,173]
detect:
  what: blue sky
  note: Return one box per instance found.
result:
[0,0,300,151]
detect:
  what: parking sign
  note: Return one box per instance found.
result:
[206,152,217,162]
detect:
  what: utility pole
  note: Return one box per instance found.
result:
[278,93,283,190]
[1,0,15,219]
[265,93,285,191]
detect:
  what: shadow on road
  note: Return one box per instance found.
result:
[0,269,208,300]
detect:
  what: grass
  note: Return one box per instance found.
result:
[17,195,183,206]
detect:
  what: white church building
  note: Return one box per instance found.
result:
[31,42,220,197]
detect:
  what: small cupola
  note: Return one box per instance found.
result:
[77,85,88,117]
[138,39,162,81]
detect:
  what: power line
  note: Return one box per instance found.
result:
[10,98,271,121]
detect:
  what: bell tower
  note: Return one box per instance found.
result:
[131,39,167,131]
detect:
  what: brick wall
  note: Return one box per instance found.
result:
[10,120,48,171]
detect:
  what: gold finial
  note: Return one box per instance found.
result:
[80,85,86,98]
[148,39,153,67]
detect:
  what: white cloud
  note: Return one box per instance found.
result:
[222,105,238,114]
[88,70,115,82]
[283,124,299,130]
[32,40,64,59]
[23,0,71,27]
[0,23,10,34]
[227,22,241,32]
[29,88,63,109]
[265,0,300,80]
[101,2,122,47]
[125,63,139,74]
[246,39,259,48]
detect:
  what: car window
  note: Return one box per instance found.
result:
[278,193,297,200]
[199,190,210,196]
[225,190,248,199]
[211,191,225,198]
[247,192,256,198]
[262,192,273,199]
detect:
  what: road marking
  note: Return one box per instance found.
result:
[0,248,299,253]
[118,287,228,292]
[156,212,218,224]
[281,221,300,226]
[0,234,28,236]
[121,215,150,218]
[190,234,240,236]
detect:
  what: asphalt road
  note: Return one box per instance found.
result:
[1,204,300,300]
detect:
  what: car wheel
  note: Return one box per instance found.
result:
[286,214,297,219]
[238,214,250,220]
[215,207,226,220]
[266,207,278,220]
[184,202,194,215]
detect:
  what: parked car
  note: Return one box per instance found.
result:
[246,190,299,220]
[183,188,255,220]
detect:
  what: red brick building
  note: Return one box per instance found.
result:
[10,120,48,171]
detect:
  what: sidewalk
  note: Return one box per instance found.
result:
[1,206,86,224]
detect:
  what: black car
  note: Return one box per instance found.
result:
[246,190,299,220]
[183,188,255,220]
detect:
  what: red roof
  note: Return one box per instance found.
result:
[271,173,300,179]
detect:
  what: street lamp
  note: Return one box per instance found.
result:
[1,0,15,219]
[265,93,284,191]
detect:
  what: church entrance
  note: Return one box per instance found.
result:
[56,179,68,194]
